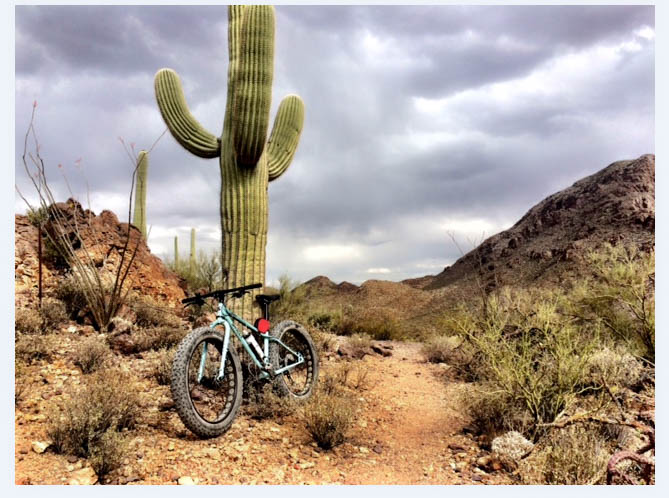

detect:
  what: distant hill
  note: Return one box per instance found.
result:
[300,154,654,332]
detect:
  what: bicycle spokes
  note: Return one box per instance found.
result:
[187,339,237,424]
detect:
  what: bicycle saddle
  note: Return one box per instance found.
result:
[255,294,281,306]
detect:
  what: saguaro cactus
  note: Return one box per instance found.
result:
[174,236,179,270]
[189,228,196,274]
[132,150,149,238]
[155,5,305,317]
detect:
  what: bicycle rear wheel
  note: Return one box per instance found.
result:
[269,320,319,400]
[171,327,243,438]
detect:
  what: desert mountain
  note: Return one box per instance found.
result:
[407,154,655,292]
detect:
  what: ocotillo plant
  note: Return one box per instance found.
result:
[132,150,149,238]
[189,228,196,275]
[174,236,179,270]
[155,5,305,317]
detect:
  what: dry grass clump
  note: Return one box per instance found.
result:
[520,424,611,484]
[135,326,186,352]
[54,272,90,319]
[15,308,43,335]
[152,348,175,386]
[586,346,646,391]
[47,369,139,481]
[73,337,111,374]
[15,362,27,406]
[39,298,68,332]
[130,296,182,329]
[244,383,297,420]
[311,329,337,354]
[15,335,52,363]
[421,335,462,364]
[303,388,355,449]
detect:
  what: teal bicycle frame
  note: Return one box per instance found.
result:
[198,300,305,382]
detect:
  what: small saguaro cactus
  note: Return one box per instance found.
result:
[155,5,305,318]
[189,228,196,274]
[174,236,179,270]
[132,150,149,238]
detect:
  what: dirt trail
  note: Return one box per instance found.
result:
[15,340,512,485]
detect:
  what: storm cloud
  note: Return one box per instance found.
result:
[14,5,655,285]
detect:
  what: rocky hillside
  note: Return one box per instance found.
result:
[411,154,655,292]
[15,199,186,310]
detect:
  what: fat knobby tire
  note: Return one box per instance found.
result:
[269,320,319,400]
[171,327,243,438]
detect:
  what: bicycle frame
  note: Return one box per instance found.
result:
[199,300,305,382]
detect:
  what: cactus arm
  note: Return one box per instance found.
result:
[154,68,221,159]
[231,5,275,167]
[267,95,305,182]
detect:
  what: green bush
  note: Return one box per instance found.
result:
[269,274,307,321]
[39,299,68,332]
[135,326,186,352]
[54,273,89,320]
[448,287,601,435]
[575,245,655,362]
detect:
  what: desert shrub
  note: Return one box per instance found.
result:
[15,361,27,405]
[47,370,139,480]
[421,335,462,364]
[459,384,531,439]
[319,363,354,396]
[135,326,185,352]
[349,363,372,391]
[15,308,43,335]
[130,296,181,329]
[269,275,307,321]
[311,329,337,354]
[303,388,355,449]
[244,382,297,420]
[308,311,339,331]
[152,348,175,386]
[520,424,611,484]
[574,245,655,362]
[54,273,90,319]
[15,335,52,363]
[449,288,600,435]
[330,308,406,341]
[586,346,646,391]
[73,337,111,374]
[39,298,68,331]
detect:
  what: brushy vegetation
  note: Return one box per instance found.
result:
[152,347,175,386]
[303,388,355,449]
[438,244,654,484]
[129,295,182,329]
[168,250,225,293]
[135,326,186,352]
[15,299,68,335]
[73,337,112,374]
[520,424,611,484]
[308,306,407,341]
[15,335,52,363]
[47,370,139,481]
[244,382,297,420]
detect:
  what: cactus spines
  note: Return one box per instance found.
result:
[189,228,196,274]
[154,5,305,318]
[174,236,179,270]
[132,150,149,238]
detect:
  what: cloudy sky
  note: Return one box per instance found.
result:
[14,4,655,286]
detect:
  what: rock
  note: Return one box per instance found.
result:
[491,431,534,461]
[370,342,393,357]
[337,342,369,360]
[168,442,175,451]
[298,462,315,470]
[67,455,79,463]
[358,446,369,454]
[373,445,383,454]
[177,476,195,485]
[31,441,50,454]
[68,467,98,485]
[108,316,133,334]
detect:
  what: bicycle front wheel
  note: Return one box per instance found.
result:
[269,320,319,400]
[171,327,243,438]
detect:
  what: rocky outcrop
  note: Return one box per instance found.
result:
[423,154,655,291]
[15,199,186,309]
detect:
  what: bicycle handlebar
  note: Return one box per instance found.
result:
[182,282,263,306]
